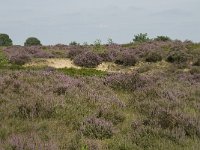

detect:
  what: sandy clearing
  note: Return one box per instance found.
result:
[24,58,136,73]
[24,58,172,73]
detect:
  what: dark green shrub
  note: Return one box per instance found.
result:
[69,41,80,46]
[24,37,42,46]
[74,51,102,68]
[154,36,171,42]
[167,51,188,64]
[133,33,150,43]
[145,52,162,62]
[0,33,13,46]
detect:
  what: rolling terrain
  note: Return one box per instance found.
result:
[0,40,200,150]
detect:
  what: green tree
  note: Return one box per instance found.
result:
[133,33,150,43]
[24,37,42,46]
[0,34,13,46]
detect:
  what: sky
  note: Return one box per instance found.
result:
[0,0,200,45]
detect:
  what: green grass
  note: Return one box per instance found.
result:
[58,67,107,77]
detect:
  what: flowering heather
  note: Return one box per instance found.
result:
[0,40,200,149]
[68,48,86,59]
[105,72,148,91]
[99,49,119,62]
[7,132,58,150]
[74,51,102,68]
[115,50,137,66]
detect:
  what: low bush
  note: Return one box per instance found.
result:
[154,36,171,42]
[193,59,200,66]
[145,52,162,62]
[7,133,58,150]
[190,67,200,75]
[10,53,31,65]
[74,51,102,68]
[167,51,188,64]
[80,117,114,139]
[10,54,31,65]
[58,68,107,77]
[99,49,118,62]
[96,108,125,125]
[105,73,147,91]
[115,51,137,66]
[0,50,9,66]
[68,48,85,59]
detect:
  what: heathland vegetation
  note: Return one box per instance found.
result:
[0,33,200,149]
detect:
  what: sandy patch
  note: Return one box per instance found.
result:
[24,58,80,69]
[25,58,166,73]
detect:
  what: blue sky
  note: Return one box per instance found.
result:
[0,0,200,45]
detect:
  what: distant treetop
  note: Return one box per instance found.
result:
[24,37,42,46]
[0,33,13,46]
[133,33,150,43]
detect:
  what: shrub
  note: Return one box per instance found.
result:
[69,41,80,46]
[115,51,137,66]
[154,36,171,42]
[24,37,42,46]
[167,51,188,64]
[145,52,162,62]
[193,59,200,66]
[74,51,102,68]
[190,67,200,75]
[93,39,105,53]
[133,33,150,43]
[80,117,114,139]
[99,49,118,62]
[7,133,58,150]
[96,108,125,125]
[10,53,31,65]
[107,38,114,45]
[105,73,147,91]
[0,33,13,46]
[58,68,107,77]
[0,50,9,66]
[68,48,85,59]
